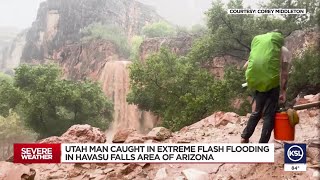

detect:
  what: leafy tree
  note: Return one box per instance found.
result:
[0,64,113,138]
[190,24,208,35]
[0,81,23,117]
[127,0,319,131]
[0,72,13,83]
[263,0,320,29]
[142,21,176,38]
[317,9,320,26]
[0,111,37,160]
[223,65,252,114]
[127,48,232,130]
[81,23,131,57]
[176,26,190,37]
[189,0,310,64]
[287,47,320,100]
[130,36,144,60]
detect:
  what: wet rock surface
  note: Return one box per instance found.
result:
[40,124,107,143]
[0,109,319,180]
[147,127,172,141]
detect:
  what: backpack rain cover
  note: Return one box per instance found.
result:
[245,32,284,92]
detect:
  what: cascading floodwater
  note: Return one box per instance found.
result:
[98,60,158,142]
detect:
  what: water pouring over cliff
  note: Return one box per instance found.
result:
[98,60,158,139]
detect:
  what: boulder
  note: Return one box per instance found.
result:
[185,112,241,130]
[124,166,144,180]
[67,167,83,178]
[308,109,319,117]
[21,169,36,180]
[0,162,36,180]
[295,98,310,105]
[124,132,146,143]
[103,168,114,174]
[215,112,240,127]
[144,139,160,143]
[313,170,320,178]
[187,113,219,129]
[297,109,311,121]
[154,168,168,180]
[39,124,107,143]
[182,168,209,180]
[119,164,138,175]
[112,128,136,143]
[304,93,320,103]
[147,127,172,141]
[174,176,186,180]
[307,147,320,165]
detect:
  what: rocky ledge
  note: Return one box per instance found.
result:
[0,94,319,180]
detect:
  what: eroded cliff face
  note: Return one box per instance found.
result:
[139,35,245,78]
[21,0,163,63]
[53,39,158,135]
[139,28,320,78]
[0,30,27,74]
[139,36,195,62]
[53,39,124,80]
[285,28,320,57]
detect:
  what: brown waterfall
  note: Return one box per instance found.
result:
[51,39,159,140]
[98,60,158,140]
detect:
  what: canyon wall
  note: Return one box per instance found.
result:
[21,0,163,63]
[1,0,318,137]
[139,36,195,62]
[53,39,158,134]
[0,31,27,74]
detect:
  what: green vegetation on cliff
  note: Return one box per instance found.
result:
[127,48,250,130]
[0,64,113,138]
[128,49,232,130]
[142,21,177,38]
[0,111,37,160]
[81,23,131,58]
[287,48,320,100]
[127,0,319,130]
[130,36,144,60]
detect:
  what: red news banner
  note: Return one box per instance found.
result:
[14,143,274,164]
[14,144,61,163]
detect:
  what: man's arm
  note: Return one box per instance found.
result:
[281,62,289,90]
[280,47,291,103]
[243,60,249,70]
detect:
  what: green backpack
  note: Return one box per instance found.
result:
[245,32,284,92]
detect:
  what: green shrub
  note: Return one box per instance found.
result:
[0,80,23,117]
[223,65,252,115]
[287,48,320,100]
[127,48,232,131]
[130,35,144,60]
[0,111,37,160]
[81,23,131,57]
[0,64,113,138]
[142,21,176,38]
[190,24,208,35]
[0,72,13,83]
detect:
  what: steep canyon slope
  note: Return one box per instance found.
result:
[15,0,164,134]
[0,94,319,179]
[21,0,162,63]
[0,0,319,136]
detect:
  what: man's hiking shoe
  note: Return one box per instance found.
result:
[241,138,249,143]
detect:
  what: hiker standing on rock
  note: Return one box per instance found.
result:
[241,30,291,143]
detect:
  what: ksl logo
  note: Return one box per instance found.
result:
[284,143,306,164]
